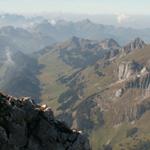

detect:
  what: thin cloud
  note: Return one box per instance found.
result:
[116,13,130,24]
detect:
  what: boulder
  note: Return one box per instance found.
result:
[115,88,124,97]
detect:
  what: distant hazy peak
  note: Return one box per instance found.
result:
[100,38,120,49]
[68,36,93,45]
[70,36,80,42]
[80,19,92,24]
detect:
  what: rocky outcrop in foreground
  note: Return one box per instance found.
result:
[0,93,90,150]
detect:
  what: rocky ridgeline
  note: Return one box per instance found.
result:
[0,93,90,150]
[121,37,146,54]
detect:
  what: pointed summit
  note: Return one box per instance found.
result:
[70,36,80,42]
[68,36,81,47]
[133,37,146,48]
[100,38,120,49]
[82,19,92,24]
[122,37,146,53]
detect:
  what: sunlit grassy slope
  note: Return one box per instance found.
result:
[37,45,150,149]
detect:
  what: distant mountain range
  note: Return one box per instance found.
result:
[31,19,150,45]
[0,26,55,53]
[0,14,150,50]
[1,13,150,28]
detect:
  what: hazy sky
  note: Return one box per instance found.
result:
[0,0,149,15]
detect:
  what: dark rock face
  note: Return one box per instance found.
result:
[0,93,90,150]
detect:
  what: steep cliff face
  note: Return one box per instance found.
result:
[114,60,150,123]
[125,72,150,89]
[118,60,150,92]
[118,60,142,80]
[0,93,90,150]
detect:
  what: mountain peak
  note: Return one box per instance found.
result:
[82,19,92,24]
[134,37,144,42]
[100,38,120,49]
[133,37,146,46]
[68,36,81,47]
[77,19,93,25]
[70,36,80,42]
[122,37,146,53]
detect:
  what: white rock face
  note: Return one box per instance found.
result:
[118,60,150,81]
[140,67,148,74]
[118,61,138,80]
[115,88,124,97]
